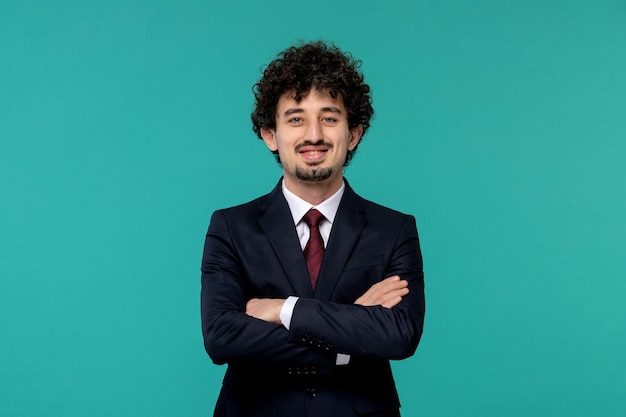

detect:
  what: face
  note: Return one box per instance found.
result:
[261,88,363,193]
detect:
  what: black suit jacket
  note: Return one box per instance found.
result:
[201,180,425,417]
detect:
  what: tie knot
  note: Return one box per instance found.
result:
[303,209,325,228]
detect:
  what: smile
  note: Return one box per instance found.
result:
[298,147,328,163]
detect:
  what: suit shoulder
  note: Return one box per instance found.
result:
[353,193,415,222]
[213,192,269,217]
[205,193,270,235]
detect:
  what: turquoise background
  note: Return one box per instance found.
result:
[1,1,625,416]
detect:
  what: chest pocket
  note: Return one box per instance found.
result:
[334,254,386,301]
[343,253,385,271]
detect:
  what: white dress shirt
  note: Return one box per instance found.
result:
[279,180,350,365]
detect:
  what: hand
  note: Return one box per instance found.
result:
[246,298,285,324]
[354,275,409,309]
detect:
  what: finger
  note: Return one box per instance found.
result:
[375,279,408,296]
[380,287,409,308]
[378,287,410,308]
[355,281,387,305]
[380,275,401,285]
[381,296,403,309]
[354,277,407,306]
[357,285,409,307]
[369,276,399,293]
[245,298,257,311]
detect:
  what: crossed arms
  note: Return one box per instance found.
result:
[201,210,425,370]
[246,275,410,323]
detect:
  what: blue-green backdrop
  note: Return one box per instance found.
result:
[1,1,625,416]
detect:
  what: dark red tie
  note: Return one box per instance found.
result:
[303,209,325,290]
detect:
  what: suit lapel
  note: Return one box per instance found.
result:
[315,184,366,301]
[257,183,314,298]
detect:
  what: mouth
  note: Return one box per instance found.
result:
[297,143,330,164]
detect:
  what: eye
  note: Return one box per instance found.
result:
[322,117,337,123]
[288,117,303,125]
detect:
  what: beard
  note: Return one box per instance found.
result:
[295,166,333,182]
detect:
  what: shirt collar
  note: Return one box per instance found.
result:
[281,179,345,226]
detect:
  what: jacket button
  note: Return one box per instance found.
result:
[306,387,316,398]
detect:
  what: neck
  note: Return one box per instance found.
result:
[283,175,344,205]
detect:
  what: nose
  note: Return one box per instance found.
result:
[304,119,323,142]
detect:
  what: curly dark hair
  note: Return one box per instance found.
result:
[251,41,374,166]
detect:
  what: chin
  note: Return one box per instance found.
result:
[295,166,333,182]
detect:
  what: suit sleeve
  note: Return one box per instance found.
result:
[287,215,425,360]
[201,210,335,370]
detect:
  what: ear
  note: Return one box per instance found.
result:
[348,124,364,150]
[260,128,278,151]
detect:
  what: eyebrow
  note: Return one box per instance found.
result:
[282,106,343,117]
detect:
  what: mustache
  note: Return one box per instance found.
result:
[295,140,334,152]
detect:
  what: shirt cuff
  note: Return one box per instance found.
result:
[280,296,350,366]
[336,353,351,365]
[279,296,299,330]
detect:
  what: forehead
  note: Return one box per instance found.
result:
[276,88,346,115]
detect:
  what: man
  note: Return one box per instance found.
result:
[201,41,425,417]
